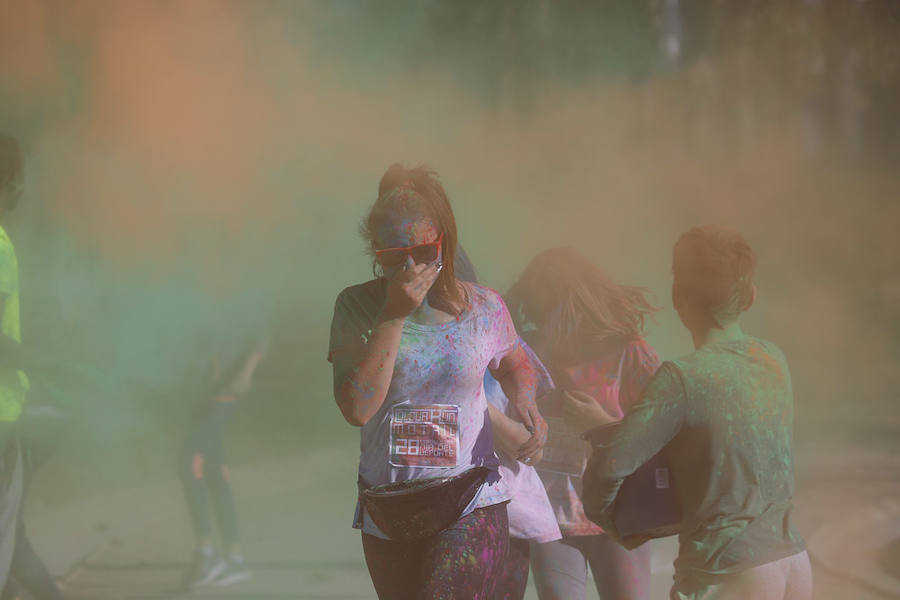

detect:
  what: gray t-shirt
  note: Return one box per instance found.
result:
[328,279,518,538]
[587,336,805,584]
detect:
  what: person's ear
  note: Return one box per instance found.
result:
[744,285,757,311]
[671,283,681,312]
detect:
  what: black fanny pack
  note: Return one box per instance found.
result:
[359,466,490,542]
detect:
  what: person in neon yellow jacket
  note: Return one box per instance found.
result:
[0,132,28,595]
[0,134,28,428]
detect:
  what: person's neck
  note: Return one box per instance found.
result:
[409,293,456,325]
[690,320,745,350]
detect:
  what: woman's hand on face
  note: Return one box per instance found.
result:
[562,390,616,433]
[380,261,442,321]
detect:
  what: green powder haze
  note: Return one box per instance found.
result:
[0,1,897,502]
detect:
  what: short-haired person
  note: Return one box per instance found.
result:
[505,247,661,600]
[328,164,547,599]
[584,225,811,599]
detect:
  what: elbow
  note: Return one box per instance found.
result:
[342,409,370,427]
[335,391,372,427]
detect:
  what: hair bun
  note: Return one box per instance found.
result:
[378,163,411,198]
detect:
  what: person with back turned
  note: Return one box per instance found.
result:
[583,225,812,599]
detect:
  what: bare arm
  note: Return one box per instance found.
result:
[490,344,548,461]
[332,315,405,426]
[219,337,271,400]
[332,261,441,426]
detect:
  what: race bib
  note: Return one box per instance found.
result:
[390,404,459,468]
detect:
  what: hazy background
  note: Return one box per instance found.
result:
[0,0,898,508]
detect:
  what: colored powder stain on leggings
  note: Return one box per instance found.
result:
[361,503,509,599]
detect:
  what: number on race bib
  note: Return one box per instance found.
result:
[390,404,459,468]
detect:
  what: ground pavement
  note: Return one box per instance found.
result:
[16,431,900,600]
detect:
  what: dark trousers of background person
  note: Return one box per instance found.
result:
[491,537,531,600]
[178,399,240,550]
[531,533,652,600]
[361,503,509,600]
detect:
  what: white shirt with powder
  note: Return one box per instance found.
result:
[328,279,518,539]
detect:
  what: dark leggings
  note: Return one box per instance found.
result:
[179,400,239,547]
[362,503,509,600]
[491,537,531,600]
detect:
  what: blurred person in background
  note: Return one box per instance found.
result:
[583,225,811,600]
[328,164,547,599]
[178,325,270,590]
[0,133,88,600]
[0,132,31,597]
[505,247,661,600]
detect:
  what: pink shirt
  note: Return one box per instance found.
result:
[535,339,660,537]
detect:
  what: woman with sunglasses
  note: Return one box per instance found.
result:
[505,247,660,600]
[328,164,547,600]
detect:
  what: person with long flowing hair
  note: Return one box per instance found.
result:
[505,247,660,600]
